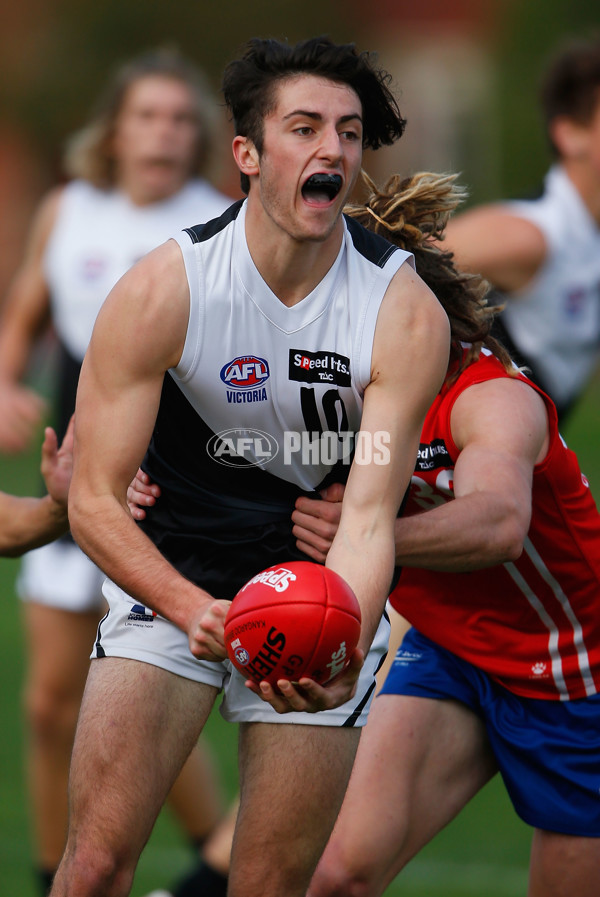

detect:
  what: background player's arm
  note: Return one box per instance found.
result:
[0,490,67,558]
[0,421,72,556]
[325,263,449,652]
[0,189,62,452]
[442,205,547,293]
[68,240,227,660]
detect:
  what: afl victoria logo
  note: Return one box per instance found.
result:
[220,355,270,389]
[206,428,279,467]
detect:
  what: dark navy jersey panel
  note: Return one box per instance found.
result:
[183,199,245,244]
[56,341,81,442]
[139,376,314,597]
[141,373,314,520]
[343,215,398,268]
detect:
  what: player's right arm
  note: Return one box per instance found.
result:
[442,205,547,293]
[0,188,62,452]
[68,239,229,660]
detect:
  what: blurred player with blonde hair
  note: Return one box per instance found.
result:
[0,47,232,895]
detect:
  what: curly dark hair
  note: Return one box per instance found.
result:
[222,36,406,193]
[345,171,515,382]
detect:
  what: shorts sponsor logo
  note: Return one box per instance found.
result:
[394,649,422,667]
[220,356,270,389]
[289,349,351,386]
[565,286,585,318]
[206,428,279,467]
[126,604,157,628]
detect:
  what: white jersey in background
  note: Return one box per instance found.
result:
[44,178,232,359]
[20,177,232,612]
[499,164,600,413]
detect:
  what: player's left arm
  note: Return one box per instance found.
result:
[266,264,449,713]
[325,263,450,651]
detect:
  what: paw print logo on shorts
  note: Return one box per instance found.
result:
[531,662,547,676]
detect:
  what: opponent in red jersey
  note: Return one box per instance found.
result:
[394,344,600,701]
[295,171,600,897]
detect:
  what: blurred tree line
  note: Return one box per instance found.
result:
[494,0,599,200]
[0,0,598,198]
[0,0,355,184]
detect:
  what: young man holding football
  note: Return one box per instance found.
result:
[50,36,449,897]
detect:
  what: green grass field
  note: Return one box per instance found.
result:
[0,374,598,896]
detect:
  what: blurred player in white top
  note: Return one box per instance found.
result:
[0,48,233,895]
[443,35,600,424]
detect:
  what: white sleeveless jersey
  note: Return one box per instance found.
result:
[500,165,600,407]
[43,178,232,360]
[167,199,413,492]
[138,200,411,595]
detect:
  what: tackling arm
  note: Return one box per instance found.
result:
[326,263,450,651]
[392,376,549,570]
[293,378,550,573]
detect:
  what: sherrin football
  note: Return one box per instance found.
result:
[224,561,361,687]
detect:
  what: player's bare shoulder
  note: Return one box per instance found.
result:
[372,263,450,381]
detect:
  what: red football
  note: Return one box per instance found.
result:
[224,561,361,687]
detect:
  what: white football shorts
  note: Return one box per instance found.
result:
[17,540,107,613]
[94,578,391,727]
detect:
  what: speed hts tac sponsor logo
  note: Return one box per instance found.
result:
[220,355,269,403]
[415,439,450,472]
[289,349,351,386]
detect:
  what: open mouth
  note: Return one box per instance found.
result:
[301,173,343,204]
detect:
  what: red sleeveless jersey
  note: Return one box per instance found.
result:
[390,348,600,700]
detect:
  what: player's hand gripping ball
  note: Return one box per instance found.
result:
[224,561,361,687]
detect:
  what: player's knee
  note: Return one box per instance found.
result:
[58,841,135,897]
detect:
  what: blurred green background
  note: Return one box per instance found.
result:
[1,0,599,894]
